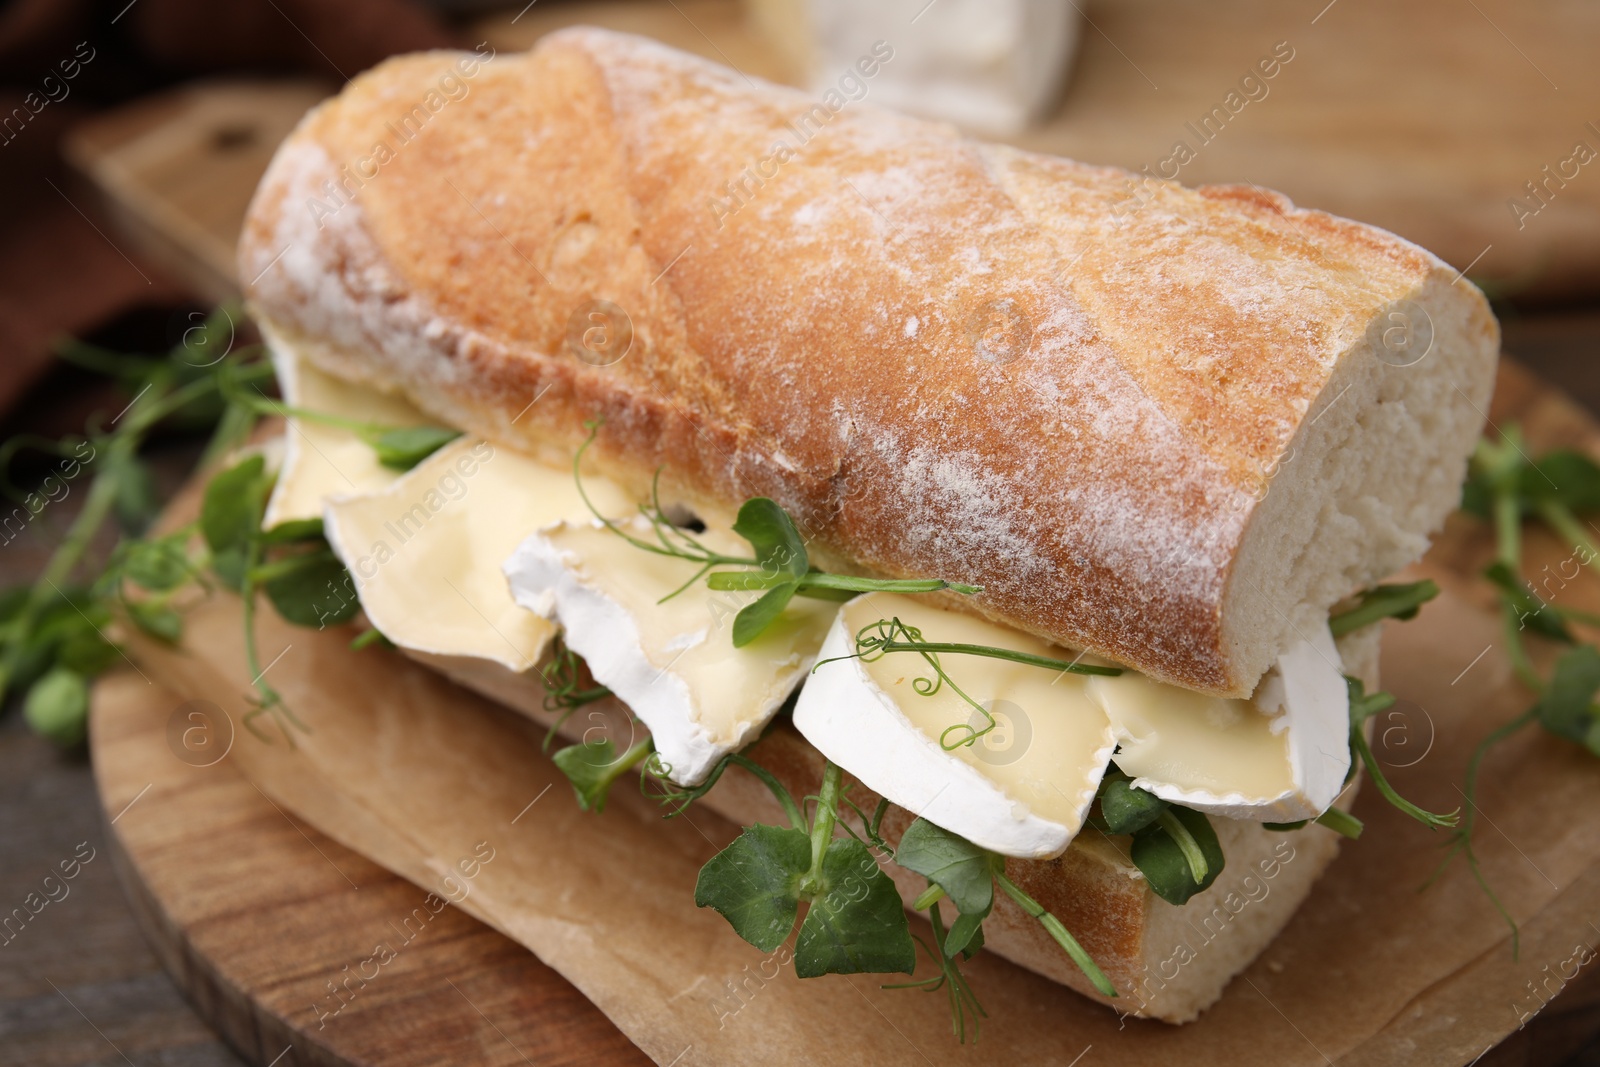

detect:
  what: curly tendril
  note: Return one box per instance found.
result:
[837,616,996,752]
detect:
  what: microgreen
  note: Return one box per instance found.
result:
[1328,580,1439,638]
[551,737,654,813]
[0,308,266,742]
[812,615,1121,751]
[0,308,384,749]
[218,384,460,471]
[1090,774,1166,835]
[1425,646,1600,957]
[1345,676,1459,831]
[882,902,987,1044]
[894,817,1116,997]
[1084,770,1226,900]
[1131,807,1223,905]
[1443,425,1600,953]
[23,666,89,746]
[1263,808,1365,839]
[536,634,612,751]
[693,761,916,978]
[572,422,981,647]
[1531,644,1600,755]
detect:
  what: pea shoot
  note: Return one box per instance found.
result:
[0,307,459,747]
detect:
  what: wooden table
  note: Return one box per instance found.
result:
[8,0,1600,1057]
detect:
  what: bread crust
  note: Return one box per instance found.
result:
[239,28,1495,695]
[423,621,1381,1023]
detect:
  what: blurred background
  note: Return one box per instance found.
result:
[1,0,1598,1064]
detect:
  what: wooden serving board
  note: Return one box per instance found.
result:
[88,360,1600,1067]
[89,671,649,1067]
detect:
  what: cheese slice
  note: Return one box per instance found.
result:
[1089,626,1350,822]
[795,592,1118,859]
[503,517,837,785]
[322,437,635,672]
[795,593,1353,858]
[262,329,437,526]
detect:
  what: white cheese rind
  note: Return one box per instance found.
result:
[1263,625,1352,819]
[793,594,1116,859]
[504,518,834,786]
[1089,626,1351,822]
[802,0,1079,135]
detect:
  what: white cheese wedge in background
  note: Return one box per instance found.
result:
[1089,626,1351,822]
[504,517,837,785]
[262,332,438,526]
[761,0,1080,135]
[795,592,1119,859]
[322,437,634,673]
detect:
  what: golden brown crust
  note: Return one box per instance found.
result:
[239,29,1493,694]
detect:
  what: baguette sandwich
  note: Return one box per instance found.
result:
[234,27,1498,1026]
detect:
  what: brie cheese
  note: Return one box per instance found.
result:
[797,0,1079,135]
[261,331,437,526]
[504,517,837,785]
[1089,626,1351,822]
[322,437,634,672]
[795,593,1354,857]
[794,592,1118,859]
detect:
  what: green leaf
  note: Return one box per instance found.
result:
[944,908,987,958]
[24,668,89,746]
[201,454,269,553]
[1533,645,1600,746]
[732,497,808,581]
[1328,580,1440,637]
[201,455,271,589]
[262,553,359,629]
[126,600,182,643]
[693,823,811,952]
[1097,776,1168,835]
[794,837,916,977]
[893,818,996,916]
[1483,561,1572,642]
[362,426,460,471]
[123,535,192,592]
[1131,806,1224,905]
[731,582,798,648]
[550,739,642,813]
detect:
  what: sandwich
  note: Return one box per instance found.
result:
[229,27,1499,1028]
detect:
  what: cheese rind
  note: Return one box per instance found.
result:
[794,593,1117,859]
[1087,625,1350,822]
[801,0,1079,135]
[795,593,1354,856]
[322,437,634,671]
[503,518,836,785]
